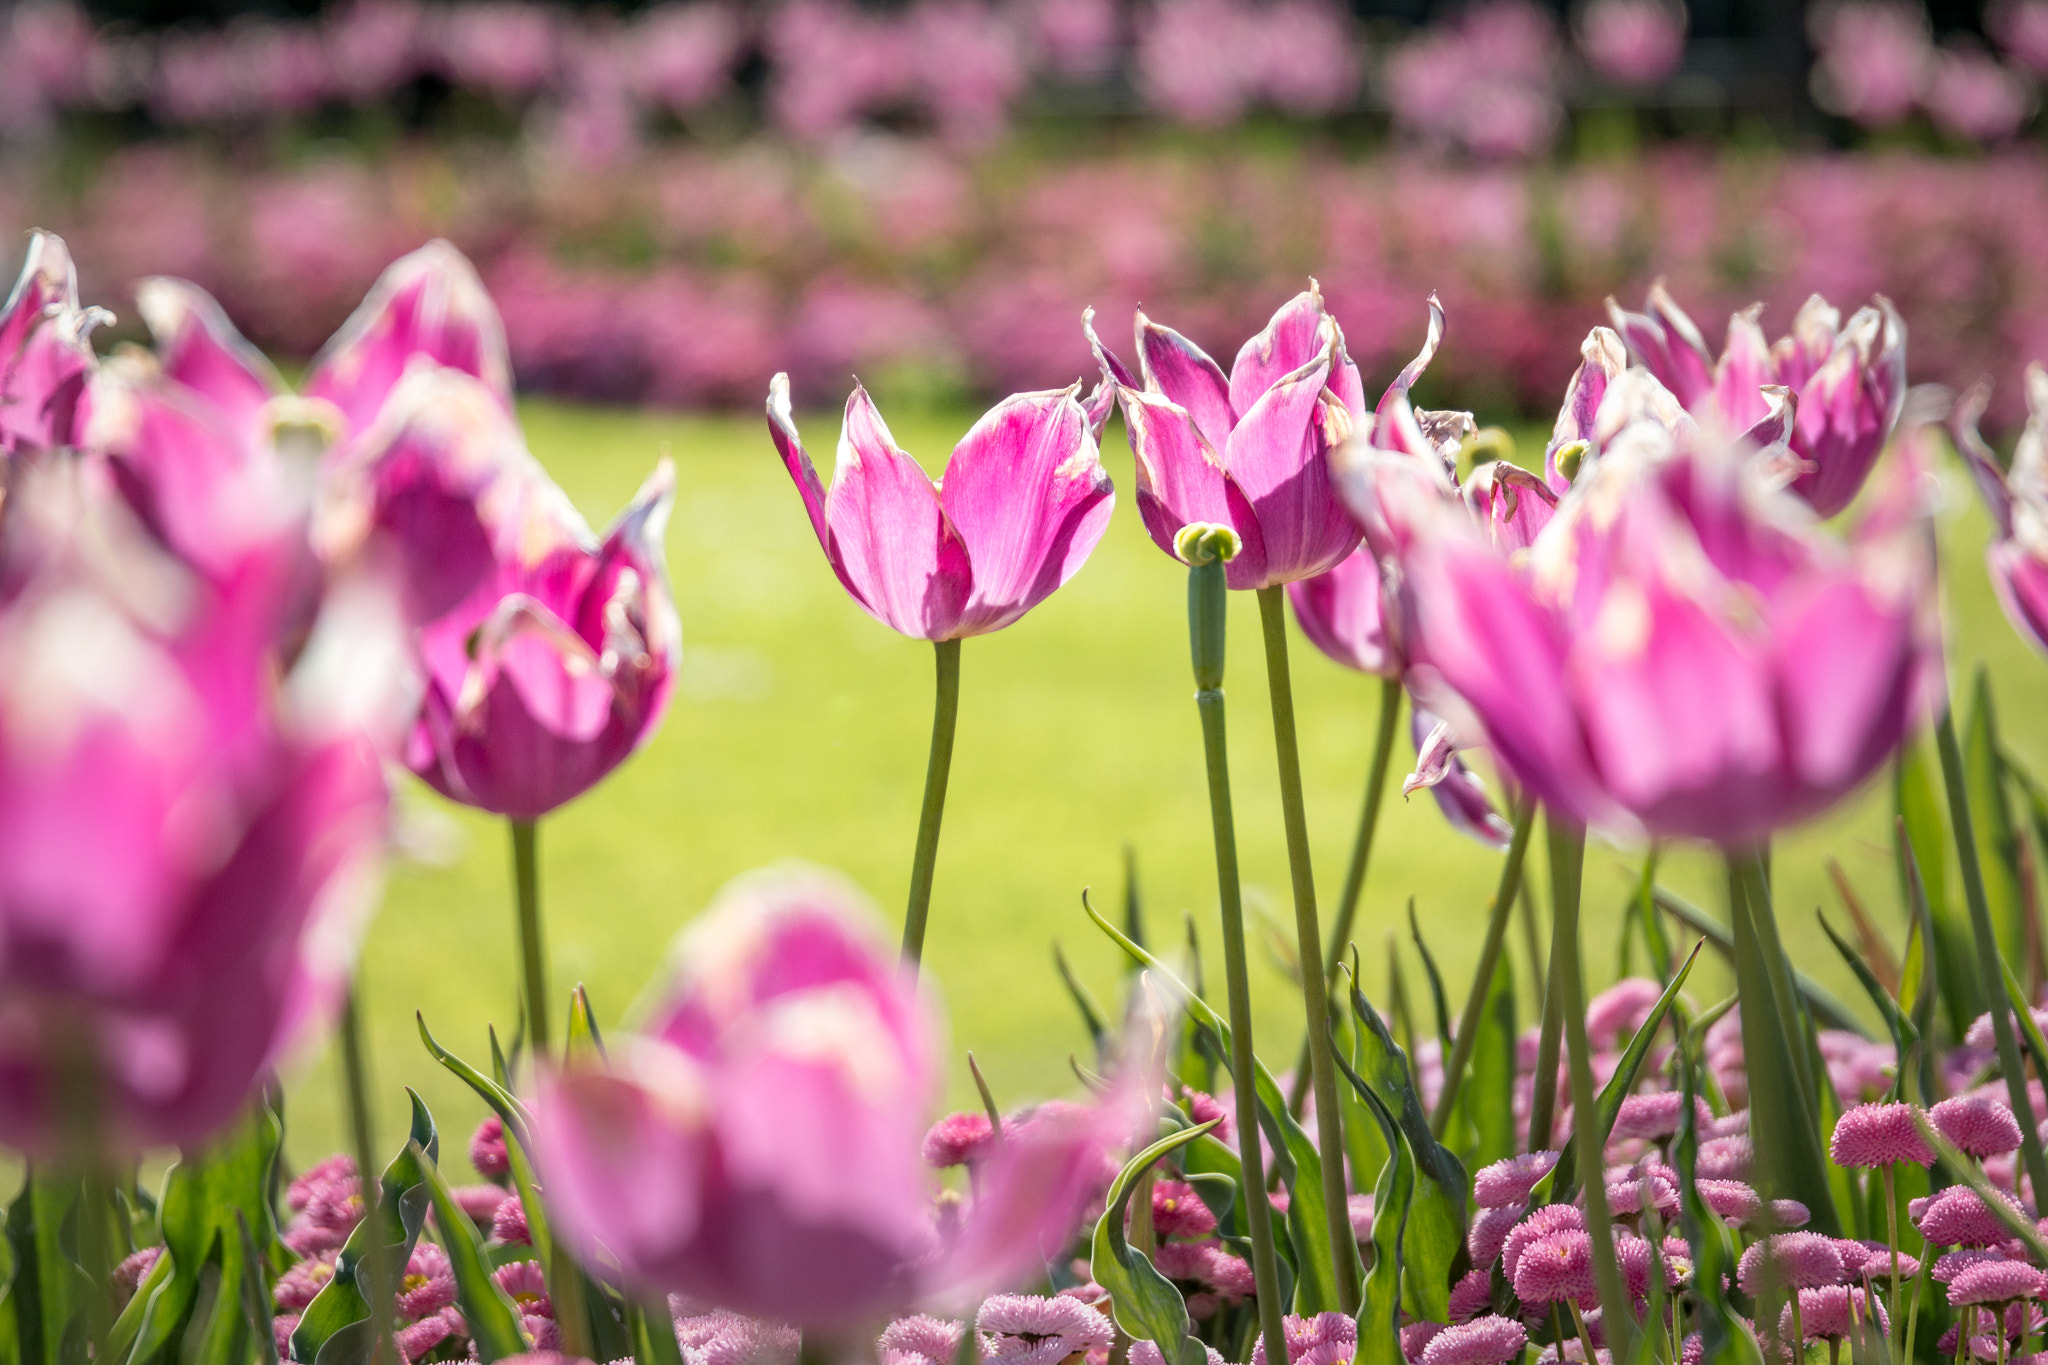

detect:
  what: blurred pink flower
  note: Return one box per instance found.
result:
[1991,0,2048,76]
[1924,43,2035,143]
[434,0,559,98]
[629,3,746,112]
[1031,0,1119,76]
[1957,371,2048,657]
[1134,0,1259,126]
[1576,0,1687,87]
[1810,2,1931,128]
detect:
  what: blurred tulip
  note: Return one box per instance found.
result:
[530,865,1146,1323]
[324,368,677,820]
[1575,0,1686,87]
[1345,389,1941,847]
[1608,283,1906,516]
[1956,370,2048,657]
[1404,703,1513,849]
[0,231,106,456]
[0,453,397,1157]
[1286,546,1392,677]
[766,373,1113,640]
[1088,284,1374,590]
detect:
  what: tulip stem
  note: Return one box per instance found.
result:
[511,818,550,1058]
[1254,585,1361,1313]
[340,986,396,1365]
[1287,673,1401,1117]
[1549,812,1636,1361]
[1936,705,2048,1204]
[1526,819,1575,1154]
[1429,793,1537,1136]
[1187,558,1289,1365]
[902,638,962,968]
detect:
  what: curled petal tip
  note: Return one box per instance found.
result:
[1174,522,1241,566]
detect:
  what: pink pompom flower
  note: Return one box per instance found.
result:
[1473,1151,1560,1209]
[1949,1260,2048,1306]
[923,1112,997,1168]
[1736,1233,1845,1295]
[1513,1228,1597,1307]
[977,1294,1112,1365]
[1932,1095,2025,1158]
[1831,1102,1936,1168]
[1421,1315,1528,1365]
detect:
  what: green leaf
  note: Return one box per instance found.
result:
[1964,669,2028,968]
[1897,739,1979,1033]
[1330,999,1391,1202]
[566,986,607,1064]
[1671,1024,1764,1365]
[290,1092,438,1365]
[2,1170,87,1365]
[1330,1040,1405,1365]
[1816,913,1918,1081]
[1459,950,1517,1173]
[1089,1122,1218,1356]
[235,1215,278,1365]
[1052,944,1110,1058]
[1543,942,1702,1204]
[628,1297,686,1365]
[1648,887,1866,1035]
[1407,906,1452,1060]
[411,1117,526,1362]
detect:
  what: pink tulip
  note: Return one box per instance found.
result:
[0,451,396,1157]
[1286,546,1392,677]
[0,231,106,456]
[1956,370,2048,657]
[530,866,1146,1323]
[1343,383,1942,847]
[1608,282,1906,517]
[766,374,1113,640]
[324,367,677,820]
[1088,284,1385,590]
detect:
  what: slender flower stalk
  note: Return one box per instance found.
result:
[1181,526,1288,1365]
[1548,812,1635,1361]
[1526,835,1574,1153]
[340,987,395,1365]
[1935,706,2048,1201]
[903,639,963,966]
[511,819,550,1059]
[1430,794,1536,1135]
[1328,675,1403,982]
[1254,584,1360,1311]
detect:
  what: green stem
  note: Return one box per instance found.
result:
[1290,674,1402,1116]
[1430,794,1536,1136]
[1526,827,1576,1153]
[1549,812,1635,1360]
[1253,585,1360,1313]
[1936,706,2048,1203]
[902,637,962,967]
[1519,867,1546,1020]
[340,988,395,1365]
[511,818,549,1059]
[1187,555,1288,1365]
[56,1023,112,1356]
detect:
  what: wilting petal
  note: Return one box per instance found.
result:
[1739,385,1797,454]
[1223,346,1359,585]
[136,278,287,450]
[1711,305,1776,432]
[1118,387,1269,589]
[939,387,1114,636]
[1,306,101,455]
[825,387,972,640]
[1606,281,1714,411]
[1546,327,1627,493]
[303,240,513,441]
[1136,312,1234,453]
[1404,704,1512,850]
[1229,286,1334,419]
[1080,308,1136,441]
[1286,546,1393,676]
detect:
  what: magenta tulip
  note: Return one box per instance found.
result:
[323,368,678,820]
[1285,546,1393,677]
[1955,368,2048,656]
[1087,284,1364,588]
[766,374,1113,640]
[530,866,1146,1323]
[1608,282,1906,517]
[1344,386,1942,846]
[0,231,106,456]
[0,456,394,1157]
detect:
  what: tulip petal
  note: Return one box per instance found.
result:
[1286,547,1391,676]
[1464,461,1559,555]
[583,457,681,674]
[303,240,513,441]
[1230,286,1334,419]
[1081,307,1137,442]
[1136,311,1234,453]
[1376,294,1447,429]
[135,277,287,448]
[1117,387,1268,590]
[1223,346,1359,585]
[826,387,972,640]
[1952,382,2013,537]
[1546,327,1626,492]
[940,388,1114,636]
[1711,305,1775,432]
[1404,705,1513,850]
[0,231,77,364]
[1606,281,1714,410]
[1775,573,1921,800]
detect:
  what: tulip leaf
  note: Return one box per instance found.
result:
[1897,741,1979,1033]
[1544,940,1702,1204]
[1671,1024,1764,1365]
[411,1120,526,1362]
[1965,669,2028,967]
[566,986,606,1064]
[1649,886,1866,1034]
[1328,990,1390,1201]
[1089,1120,1218,1363]
[236,1214,278,1365]
[1816,912,1918,1078]
[628,1296,687,1365]
[1407,905,1453,1060]
[1,1169,86,1365]
[1052,944,1110,1058]
[290,1091,438,1365]
[1460,950,1517,1173]
[1999,958,2048,1086]
[1345,983,1465,1325]
[1330,1038,1405,1365]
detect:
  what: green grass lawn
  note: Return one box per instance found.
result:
[276,397,2048,1172]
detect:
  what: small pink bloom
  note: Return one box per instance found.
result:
[768,374,1113,640]
[1694,1179,1762,1226]
[469,1113,511,1179]
[1916,1186,2027,1247]
[1130,1344,1227,1365]
[1696,1135,1753,1180]
[1769,1199,1813,1229]
[1736,1233,1845,1294]
[1473,1150,1559,1208]
[1501,1203,1584,1283]
[1575,0,1685,86]
[878,1315,964,1365]
[452,1183,509,1223]
[1447,1268,1494,1323]
[1467,1204,1521,1267]
[1399,1321,1445,1364]
[1934,1248,2010,1283]
[1830,1102,1937,1167]
[1933,1095,2025,1158]
[493,1258,552,1315]
[1249,1312,1357,1365]
[1950,1259,2048,1305]
[396,1240,457,1319]
[492,1195,531,1246]
[1584,979,1664,1048]
[1422,1315,1527,1365]
[923,1111,996,1168]
[1609,1091,1698,1143]
[978,1294,1112,1365]
[273,1256,337,1311]
[1513,1227,1597,1307]
[1780,1285,1888,1341]
[1153,1179,1219,1239]
[674,1310,801,1365]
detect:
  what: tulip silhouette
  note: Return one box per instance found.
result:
[768,375,1113,965]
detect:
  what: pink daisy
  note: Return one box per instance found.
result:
[1474,1152,1559,1209]
[878,1315,964,1365]
[1695,1136,1753,1180]
[923,1112,997,1168]
[1779,1286,1887,1341]
[1448,1269,1494,1324]
[1949,1260,2048,1306]
[1933,1096,2025,1158]
[1250,1313,1356,1365]
[1830,1103,1936,1168]
[1421,1316,1528,1365]
[1468,1205,1521,1268]
[1736,1233,1845,1295]
[1501,1204,1585,1283]
[1152,1181,1218,1240]
[470,1115,511,1180]
[979,1294,1112,1365]
[1693,1179,1761,1225]
[1916,1186,2026,1247]
[1513,1228,1597,1307]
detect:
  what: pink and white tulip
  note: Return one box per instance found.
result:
[1087,284,1368,589]
[1608,282,1906,517]
[1956,368,2048,657]
[766,374,1113,640]
[0,231,106,457]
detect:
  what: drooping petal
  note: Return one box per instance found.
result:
[1136,311,1234,453]
[1404,703,1513,850]
[135,277,287,449]
[825,387,972,640]
[1286,546,1392,676]
[1117,386,1268,589]
[938,387,1114,637]
[303,240,513,442]
[1080,307,1137,442]
[1223,344,1360,585]
[1376,294,1447,430]
[1229,285,1334,419]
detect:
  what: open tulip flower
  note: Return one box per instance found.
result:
[0,232,107,457]
[324,368,678,821]
[0,454,397,1157]
[1608,281,1906,518]
[1087,283,1366,588]
[766,374,1113,641]
[1957,368,2048,658]
[1342,384,1942,847]
[531,866,1147,1325]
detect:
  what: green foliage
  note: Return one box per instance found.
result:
[411,1114,526,1362]
[1090,1123,1219,1365]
